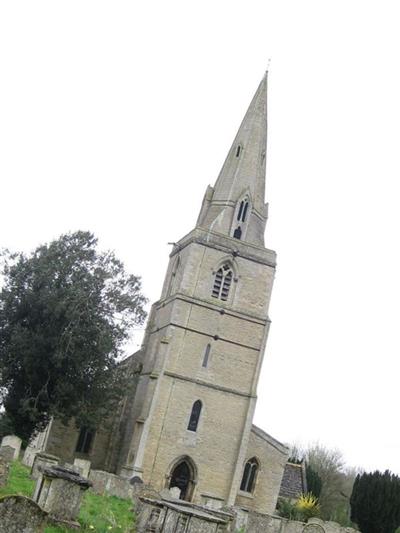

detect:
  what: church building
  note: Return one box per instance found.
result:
[33,72,289,514]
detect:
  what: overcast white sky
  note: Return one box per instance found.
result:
[1,1,400,476]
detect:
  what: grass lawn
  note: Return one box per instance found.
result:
[1,461,136,532]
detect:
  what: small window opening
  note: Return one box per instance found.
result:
[236,145,241,157]
[202,344,211,367]
[76,427,95,454]
[233,226,242,240]
[237,199,249,223]
[187,400,202,432]
[240,457,259,493]
[212,264,233,301]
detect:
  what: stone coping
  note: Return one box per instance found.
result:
[42,465,92,488]
[139,497,230,524]
[35,452,59,461]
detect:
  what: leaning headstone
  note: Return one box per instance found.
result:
[73,458,91,478]
[0,435,22,460]
[0,446,15,463]
[23,445,38,468]
[34,465,91,528]
[0,458,10,487]
[0,495,48,533]
[31,452,59,480]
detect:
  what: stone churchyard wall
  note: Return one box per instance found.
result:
[135,496,360,533]
[89,469,134,499]
[233,511,359,533]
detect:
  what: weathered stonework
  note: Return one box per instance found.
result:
[0,435,21,460]
[34,465,91,526]
[31,452,59,480]
[0,445,15,463]
[135,496,233,533]
[232,511,359,533]
[0,495,48,533]
[89,469,134,499]
[73,458,91,478]
[0,458,10,487]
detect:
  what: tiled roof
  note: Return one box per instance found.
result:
[279,462,307,499]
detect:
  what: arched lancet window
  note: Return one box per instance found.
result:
[202,344,211,367]
[76,427,95,454]
[240,457,259,493]
[236,145,242,157]
[237,198,249,223]
[212,264,233,301]
[187,400,202,432]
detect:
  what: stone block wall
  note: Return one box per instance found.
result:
[235,426,288,514]
[233,510,359,533]
[89,469,134,500]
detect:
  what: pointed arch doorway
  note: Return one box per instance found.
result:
[168,456,197,501]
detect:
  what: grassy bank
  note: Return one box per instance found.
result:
[0,461,135,533]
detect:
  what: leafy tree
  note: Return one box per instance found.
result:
[289,443,358,525]
[0,412,14,440]
[350,470,400,533]
[0,231,147,440]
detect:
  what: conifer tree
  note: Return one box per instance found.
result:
[350,470,400,533]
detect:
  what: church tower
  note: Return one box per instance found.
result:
[115,72,286,510]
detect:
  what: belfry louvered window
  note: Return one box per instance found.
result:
[212,264,233,301]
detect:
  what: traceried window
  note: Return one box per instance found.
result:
[212,264,233,301]
[187,400,202,432]
[240,457,259,493]
[76,427,95,454]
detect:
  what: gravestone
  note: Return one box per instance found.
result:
[0,495,48,533]
[73,458,91,478]
[169,486,181,499]
[23,445,38,468]
[0,458,10,487]
[0,435,21,460]
[303,525,325,533]
[0,445,15,463]
[31,452,59,480]
[34,465,91,527]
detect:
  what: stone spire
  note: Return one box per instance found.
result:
[197,72,269,246]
